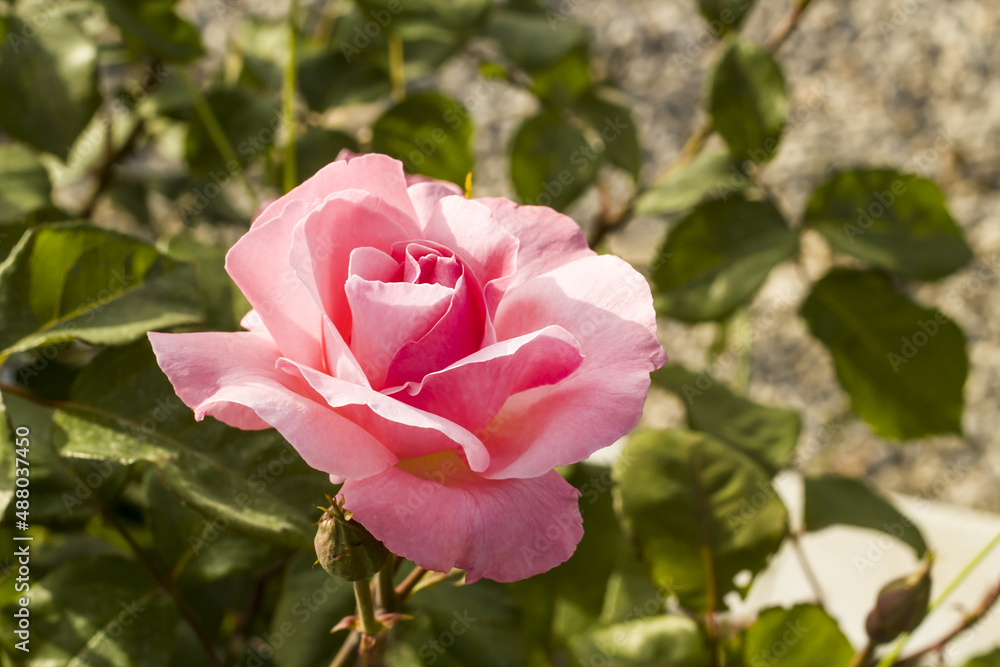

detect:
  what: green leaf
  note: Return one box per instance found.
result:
[297,49,390,112]
[964,649,1000,667]
[185,88,274,177]
[267,552,356,667]
[0,144,52,223]
[653,364,801,474]
[614,429,788,612]
[576,88,642,180]
[743,604,854,667]
[510,112,599,211]
[804,475,928,557]
[0,223,204,358]
[651,196,797,322]
[486,8,589,70]
[95,0,203,62]
[635,148,746,215]
[145,471,283,582]
[0,14,100,158]
[17,555,177,667]
[531,46,592,106]
[372,92,473,186]
[53,341,332,549]
[0,390,129,528]
[697,0,757,35]
[803,168,972,280]
[570,615,711,667]
[800,269,967,439]
[388,580,527,667]
[708,36,787,162]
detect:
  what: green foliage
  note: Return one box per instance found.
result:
[801,269,967,439]
[95,0,204,62]
[708,36,787,162]
[486,8,589,70]
[653,364,801,475]
[576,89,643,181]
[0,13,100,159]
[0,224,203,358]
[570,615,712,667]
[803,475,929,557]
[0,145,52,223]
[614,429,788,612]
[6,555,177,667]
[185,88,274,177]
[510,112,599,210]
[742,604,854,667]
[697,0,757,35]
[54,341,332,549]
[372,92,474,186]
[804,168,973,280]
[651,196,797,321]
[635,148,746,215]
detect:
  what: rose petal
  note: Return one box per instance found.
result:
[341,460,582,583]
[289,196,411,339]
[478,197,593,290]
[147,331,397,479]
[252,153,419,234]
[277,359,491,472]
[345,275,454,388]
[423,196,518,316]
[226,199,326,368]
[485,254,667,479]
[388,325,583,435]
[383,272,486,388]
[406,180,464,229]
[347,246,399,283]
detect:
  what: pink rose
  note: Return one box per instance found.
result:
[149,153,666,582]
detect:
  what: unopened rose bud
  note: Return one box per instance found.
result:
[865,557,934,644]
[314,500,391,582]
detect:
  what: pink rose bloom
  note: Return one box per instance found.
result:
[149,153,666,582]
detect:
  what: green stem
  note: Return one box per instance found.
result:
[877,530,1000,667]
[282,0,299,194]
[377,560,396,611]
[388,32,405,101]
[353,580,383,637]
[179,71,259,210]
